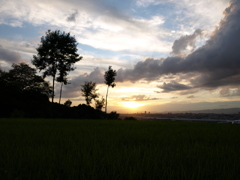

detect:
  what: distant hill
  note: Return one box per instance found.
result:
[177,108,240,114]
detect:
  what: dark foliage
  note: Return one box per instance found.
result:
[95,97,105,111]
[104,66,117,113]
[0,63,107,119]
[0,63,51,118]
[49,103,106,119]
[81,81,98,106]
[124,116,137,120]
[64,99,72,107]
[107,111,120,120]
[32,30,82,103]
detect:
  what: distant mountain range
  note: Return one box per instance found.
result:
[171,108,240,114]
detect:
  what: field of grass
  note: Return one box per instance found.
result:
[0,118,240,180]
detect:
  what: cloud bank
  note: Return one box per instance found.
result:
[0,45,22,64]
[115,0,240,93]
[171,29,204,56]
[61,0,239,98]
[122,95,159,101]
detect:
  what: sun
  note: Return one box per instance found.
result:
[122,101,146,108]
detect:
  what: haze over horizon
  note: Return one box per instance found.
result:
[1,0,240,113]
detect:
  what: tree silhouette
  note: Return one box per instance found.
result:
[95,97,105,111]
[57,71,68,104]
[104,66,116,114]
[0,63,51,118]
[81,81,99,106]
[3,63,52,95]
[32,30,82,103]
[64,99,72,107]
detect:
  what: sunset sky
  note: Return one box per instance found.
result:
[1,0,240,113]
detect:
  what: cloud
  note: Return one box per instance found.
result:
[116,58,165,82]
[66,9,78,22]
[136,0,229,32]
[219,87,240,97]
[0,0,228,57]
[61,67,104,98]
[114,0,240,94]
[0,45,22,64]
[171,29,204,56]
[122,95,159,101]
[157,81,192,93]
[177,88,200,95]
[187,95,195,98]
[0,0,173,54]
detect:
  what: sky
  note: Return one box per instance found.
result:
[1,0,240,113]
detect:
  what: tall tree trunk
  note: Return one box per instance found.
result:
[59,82,63,104]
[52,75,55,103]
[105,86,109,114]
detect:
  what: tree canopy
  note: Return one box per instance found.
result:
[0,63,52,118]
[32,30,82,103]
[104,66,117,114]
[95,97,105,111]
[81,81,99,106]
[1,63,51,95]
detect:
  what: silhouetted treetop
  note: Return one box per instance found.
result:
[104,66,117,88]
[81,81,99,106]
[95,97,105,111]
[64,99,72,107]
[32,29,82,103]
[104,66,117,114]
[1,63,51,95]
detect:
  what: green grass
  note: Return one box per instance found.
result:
[0,119,240,180]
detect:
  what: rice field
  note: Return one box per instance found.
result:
[0,118,240,180]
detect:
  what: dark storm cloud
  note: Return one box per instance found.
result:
[171,29,204,56]
[115,0,240,93]
[66,9,78,22]
[116,58,165,82]
[157,81,192,93]
[122,95,159,101]
[0,45,22,63]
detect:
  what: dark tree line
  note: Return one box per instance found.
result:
[0,63,51,118]
[0,62,110,119]
[1,30,119,119]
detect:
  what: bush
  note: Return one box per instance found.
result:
[124,116,137,120]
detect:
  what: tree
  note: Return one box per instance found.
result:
[64,99,72,107]
[2,63,52,95]
[104,66,116,114]
[95,97,105,111]
[0,63,52,118]
[57,72,68,104]
[32,30,82,103]
[81,81,99,106]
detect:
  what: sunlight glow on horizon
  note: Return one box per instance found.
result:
[122,101,146,108]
